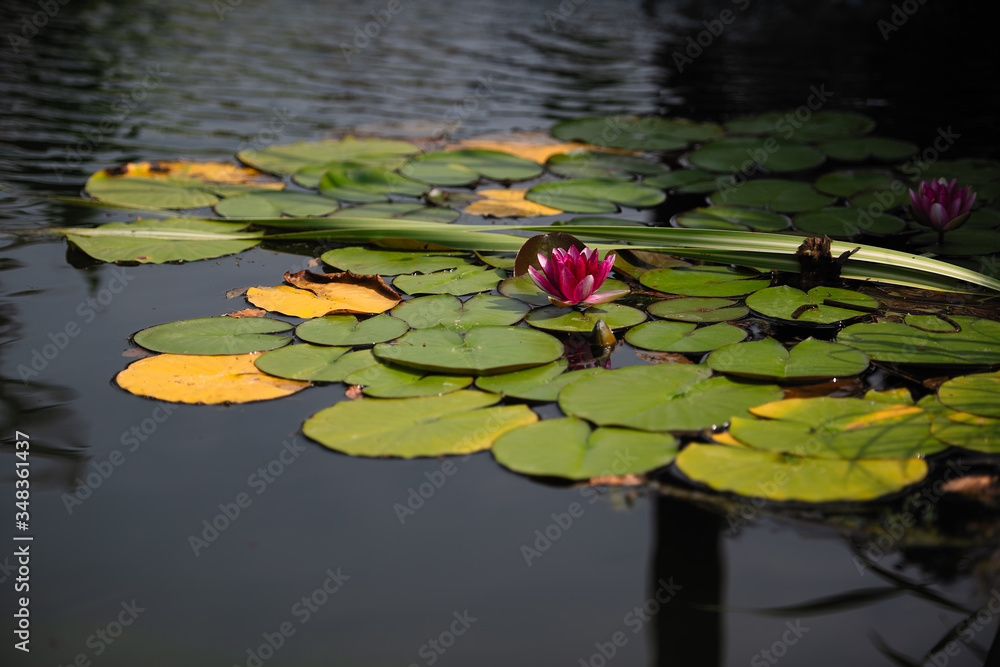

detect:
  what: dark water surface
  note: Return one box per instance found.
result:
[2,0,999,665]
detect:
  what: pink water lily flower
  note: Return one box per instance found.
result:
[909,178,976,240]
[527,246,628,307]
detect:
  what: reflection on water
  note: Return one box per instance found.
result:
[1,0,999,664]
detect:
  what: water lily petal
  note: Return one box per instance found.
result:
[582,289,630,306]
[928,202,949,230]
[528,265,561,298]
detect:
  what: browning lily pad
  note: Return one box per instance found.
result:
[283,270,402,314]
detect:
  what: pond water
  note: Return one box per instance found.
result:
[2,0,999,665]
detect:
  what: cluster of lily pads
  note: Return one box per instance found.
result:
[63,110,1000,505]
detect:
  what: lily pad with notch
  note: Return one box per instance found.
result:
[640,265,770,297]
[254,343,353,382]
[793,207,906,238]
[707,337,869,382]
[295,314,409,346]
[625,321,746,353]
[392,266,507,296]
[673,206,789,232]
[688,138,825,173]
[133,316,293,355]
[525,304,646,332]
[475,361,605,401]
[391,294,529,332]
[746,285,878,325]
[708,179,835,212]
[525,178,666,214]
[343,362,473,398]
[320,247,470,275]
[837,316,1000,367]
[647,297,748,323]
[399,149,544,186]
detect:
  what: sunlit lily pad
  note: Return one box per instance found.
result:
[746,285,878,324]
[374,326,564,375]
[546,151,668,179]
[643,169,721,194]
[475,361,605,401]
[625,321,746,353]
[492,417,678,480]
[254,344,353,381]
[279,270,402,315]
[133,316,292,355]
[498,274,630,307]
[343,362,473,398]
[838,317,1000,366]
[818,136,917,161]
[813,170,898,197]
[117,352,310,404]
[525,178,666,213]
[688,138,825,173]
[526,304,645,333]
[931,412,1000,453]
[400,149,543,185]
[303,391,537,458]
[793,207,906,238]
[463,188,563,218]
[640,266,770,297]
[559,364,783,432]
[295,314,409,346]
[391,294,529,332]
[393,266,507,296]
[673,206,789,232]
[238,137,420,176]
[647,297,748,323]
[732,396,946,459]
[215,191,340,217]
[676,444,927,503]
[708,179,835,212]
[708,337,869,382]
[318,167,429,203]
[937,370,1000,418]
[65,218,262,264]
[320,247,470,275]
[551,115,723,150]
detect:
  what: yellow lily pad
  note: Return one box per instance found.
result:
[463,188,563,218]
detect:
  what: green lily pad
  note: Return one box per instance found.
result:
[688,138,825,173]
[640,266,770,297]
[238,137,420,176]
[673,206,789,232]
[676,444,927,503]
[475,362,605,401]
[475,252,518,270]
[295,314,409,346]
[492,417,679,480]
[931,412,1000,453]
[498,274,631,307]
[328,202,459,223]
[65,218,262,264]
[746,285,878,324]
[400,149,543,186]
[393,266,507,296]
[813,170,898,197]
[647,297,748,323]
[818,136,917,161]
[559,364,783,432]
[963,208,1000,231]
[707,337,869,382]
[303,391,537,458]
[709,179,835,212]
[526,303,646,332]
[374,325,564,375]
[724,110,875,142]
[525,178,665,213]
[254,344,353,381]
[546,151,668,179]
[214,191,340,218]
[731,396,946,459]
[551,115,723,151]
[318,167,429,203]
[909,229,1000,256]
[643,169,721,194]
[391,294,529,332]
[343,362,473,398]
[84,171,220,210]
[848,184,909,210]
[320,247,470,275]
[625,321,746,353]
[793,207,906,238]
[837,317,1000,366]
[133,316,293,355]
[938,371,1000,418]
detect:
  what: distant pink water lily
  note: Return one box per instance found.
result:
[527,246,628,307]
[909,178,976,242]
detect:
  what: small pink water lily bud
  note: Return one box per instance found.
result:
[527,245,628,308]
[908,177,976,235]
